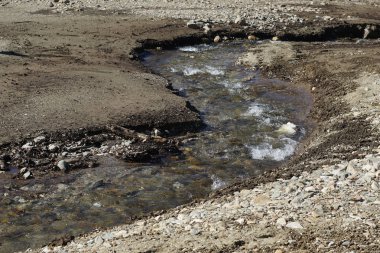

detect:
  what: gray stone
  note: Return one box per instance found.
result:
[33,136,46,143]
[94,236,103,246]
[187,20,203,29]
[20,167,28,174]
[22,142,34,150]
[93,202,102,208]
[88,180,105,190]
[276,217,287,227]
[286,221,304,230]
[23,171,32,179]
[0,160,6,171]
[57,160,69,171]
[214,35,221,43]
[190,228,201,235]
[48,144,59,152]
[234,16,247,25]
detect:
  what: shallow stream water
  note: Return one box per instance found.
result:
[0,41,312,252]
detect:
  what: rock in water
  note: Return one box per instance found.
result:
[276,122,297,135]
[57,160,69,172]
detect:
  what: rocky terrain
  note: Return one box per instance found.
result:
[0,0,379,252]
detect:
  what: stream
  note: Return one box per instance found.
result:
[0,40,312,252]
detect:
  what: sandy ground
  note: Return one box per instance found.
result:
[0,0,379,252]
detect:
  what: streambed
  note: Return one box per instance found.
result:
[0,40,312,252]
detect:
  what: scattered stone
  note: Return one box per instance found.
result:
[285,221,304,230]
[186,20,203,29]
[34,136,46,143]
[214,35,221,43]
[234,16,247,26]
[22,142,34,150]
[276,217,287,227]
[48,143,59,152]
[203,24,211,34]
[0,160,6,171]
[93,202,102,208]
[272,36,279,41]
[23,170,32,179]
[248,35,257,41]
[57,160,69,172]
[236,218,246,225]
[190,228,201,235]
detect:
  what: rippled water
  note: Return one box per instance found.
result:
[0,41,312,252]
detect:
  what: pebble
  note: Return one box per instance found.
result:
[34,136,46,143]
[186,20,203,29]
[23,170,32,179]
[48,143,59,152]
[93,202,102,208]
[234,15,247,25]
[213,35,221,43]
[22,142,34,150]
[285,221,304,230]
[276,217,287,227]
[0,160,6,171]
[57,160,69,172]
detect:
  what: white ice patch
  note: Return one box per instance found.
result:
[244,103,266,117]
[276,122,297,136]
[248,137,298,161]
[211,175,227,190]
[183,66,224,76]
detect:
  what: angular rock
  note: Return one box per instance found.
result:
[57,160,69,172]
[23,171,32,179]
[186,20,203,29]
[286,221,303,230]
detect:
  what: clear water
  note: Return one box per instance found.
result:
[0,41,312,252]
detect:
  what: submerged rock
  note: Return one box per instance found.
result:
[276,122,297,135]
